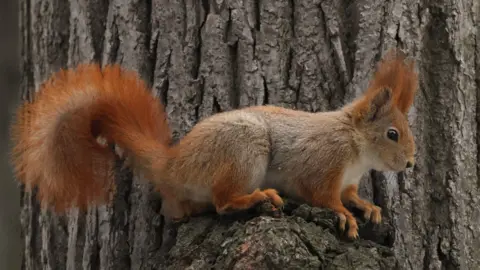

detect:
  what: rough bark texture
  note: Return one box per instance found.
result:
[18,0,480,269]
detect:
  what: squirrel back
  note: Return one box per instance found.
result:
[10,64,171,211]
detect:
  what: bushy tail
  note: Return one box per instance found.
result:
[10,64,172,212]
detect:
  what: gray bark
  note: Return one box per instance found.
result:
[0,0,21,269]
[18,0,480,269]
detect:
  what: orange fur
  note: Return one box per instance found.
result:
[209,161,283,214]
[299,167,359,239]
[350,50,418,122]
[10,63,171,211]
[341,184,381,224]
[365,49,418,114]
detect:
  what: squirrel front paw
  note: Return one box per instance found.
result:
[341,185,382,225]
[337,212,359,239]
[362,203,382,224]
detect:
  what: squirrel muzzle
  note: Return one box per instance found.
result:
[406,157,415,169]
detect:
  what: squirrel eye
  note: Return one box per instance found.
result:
[387,128,399,142]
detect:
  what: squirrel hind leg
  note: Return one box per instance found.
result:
[213,188,270,214]
[211,153,283,214]
[211,173,284,214]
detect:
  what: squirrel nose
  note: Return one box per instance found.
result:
[406,158,415,168]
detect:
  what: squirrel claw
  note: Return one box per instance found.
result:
[347,228,359,239]
[370,205,382,224]
[337,213,347,232]
[363,208,372,221]
[336,212,358,239]
[362,204,382,224]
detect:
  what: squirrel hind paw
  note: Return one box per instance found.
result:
[262,189,284,208]
[215,188,284,214]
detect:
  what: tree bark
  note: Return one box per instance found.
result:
[0,0,21,269]
[18,0,480,269]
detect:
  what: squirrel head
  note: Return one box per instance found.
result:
[348,49,418,172]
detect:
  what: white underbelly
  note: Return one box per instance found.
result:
[340,158,371,192]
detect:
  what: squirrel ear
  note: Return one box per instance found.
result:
[365,87,392,122]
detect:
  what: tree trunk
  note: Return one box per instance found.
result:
[18,0,480,269]
[0,0,21,269]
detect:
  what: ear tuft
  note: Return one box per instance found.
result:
[365,49,419,114]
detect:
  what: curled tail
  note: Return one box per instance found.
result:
[10,63,172,211]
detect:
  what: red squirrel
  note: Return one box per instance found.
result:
[10,49,418,239]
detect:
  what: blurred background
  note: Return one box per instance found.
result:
[0,0,22,269]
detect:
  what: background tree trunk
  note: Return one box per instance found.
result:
[18,0,480,269]
[0,0,21,269]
